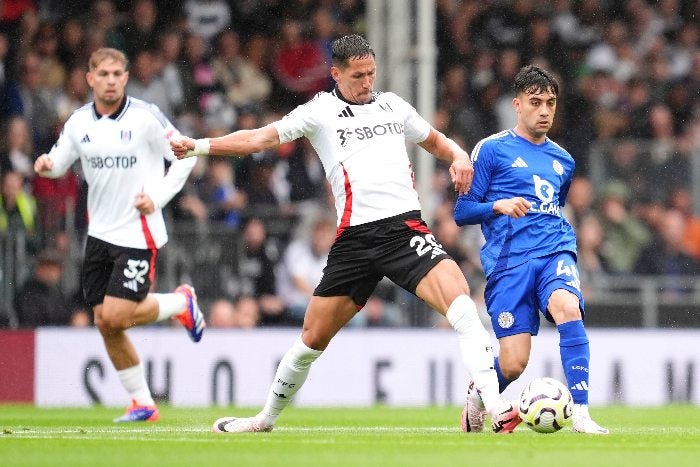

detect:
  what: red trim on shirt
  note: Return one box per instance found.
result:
[140,214,158,281]
[336,163,353,239]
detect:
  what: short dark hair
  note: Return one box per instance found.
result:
[513,65,559,97]
[331,34,375,68]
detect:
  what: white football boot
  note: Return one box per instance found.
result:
[212,416,274,433]
[572,404,609,434]
[461,380,487,432]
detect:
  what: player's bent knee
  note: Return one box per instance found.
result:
[500,357,528,381]
[95,312,132,332]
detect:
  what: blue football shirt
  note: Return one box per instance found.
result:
[454,129,577,277]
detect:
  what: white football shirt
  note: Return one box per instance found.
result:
[43,96,196,249]
[273,88,431,229]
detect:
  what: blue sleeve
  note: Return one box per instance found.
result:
[453,138,496,226]
[454,195,495,226]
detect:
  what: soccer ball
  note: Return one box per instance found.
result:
[518,377,573,433]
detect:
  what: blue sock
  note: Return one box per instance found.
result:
[558,320,590,405]
[493,357,511,393]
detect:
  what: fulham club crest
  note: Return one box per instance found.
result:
[121,130,132,143]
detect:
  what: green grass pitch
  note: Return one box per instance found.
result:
[1,405,699,467]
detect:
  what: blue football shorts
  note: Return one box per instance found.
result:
[484,251,585,338]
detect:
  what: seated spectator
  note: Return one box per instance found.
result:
[576,213,610,299]
[126,49,174,121]
[4,52,58,153]
[14,248,73,327]
[0,169,37,242]
[0,116,35,181]
[276,214,335,321]
[271,19,330,106]
[597,181,652,274]
[635,208,700,277]
[211,29,271,109]
[668,188,700,260]
[232,295,260,328]
[208,297,236,327]
[198,157,247,228]
[54,65,90,124]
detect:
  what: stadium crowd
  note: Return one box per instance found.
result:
[0,0,699,329]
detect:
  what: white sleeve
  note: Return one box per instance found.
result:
[45,119,80,178]
[272,101,319,144]
[390,93,431,144]
[143,108,195,209]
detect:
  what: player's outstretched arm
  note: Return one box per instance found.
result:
[418,128,473,194]
[34,154,54,177]
[171,124,281,160]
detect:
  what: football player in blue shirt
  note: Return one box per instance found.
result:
[454,65,608,434]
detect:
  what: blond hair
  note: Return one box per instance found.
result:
[88,47,128,71]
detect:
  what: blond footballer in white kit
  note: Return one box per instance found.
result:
[172,34,520,434]
[35,48,205,422]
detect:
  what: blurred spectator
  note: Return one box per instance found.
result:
[586,20,638,82]
[284,138,327,205]
[198,157,247,228]
[236,217,281,300]
[4,51,57,152]
[34,21,66,94]
[54,65,90,124]
[208,297,235,327]
[0,116,34,181]
[179,32,229,130]
[117,0,160,59]
[667,188,700,261]
[0,169,36,241]
[634,208,700,278]
[88,0,125,54]
[647,103,689,200]
[232,295,260,328]
[597,180,651,274]
[125,49,173,120]
[14,248,74,327]
[563,175,594,230]
[155,29,185,118]
[576,213,610,298]
[271,19,330,106]
[276,214,335,321]
[56,18,85,70]
[211,29,271,110]
[32,161,79,243]
[249,153,285,209]
[356,295,404,327]
[605,139,650,200]
[183,0,231,45]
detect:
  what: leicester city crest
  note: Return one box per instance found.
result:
[497,311,515,329]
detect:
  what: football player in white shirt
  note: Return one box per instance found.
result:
[34,48,205,422]
[172,34,518,434]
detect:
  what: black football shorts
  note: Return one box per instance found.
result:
[314,210,452,307]
[82,236,156,306]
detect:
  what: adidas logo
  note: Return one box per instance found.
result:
[123,279,139,292]
[571,381,589,391]
[512,157,528,168]
[338,106,354,117]
[80,134,91,143]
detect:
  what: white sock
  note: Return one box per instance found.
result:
[573,404,589,418]
[257,336,323,426]
[446,294,502,414]
[117,362,155,406]
[154,293,187,321]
